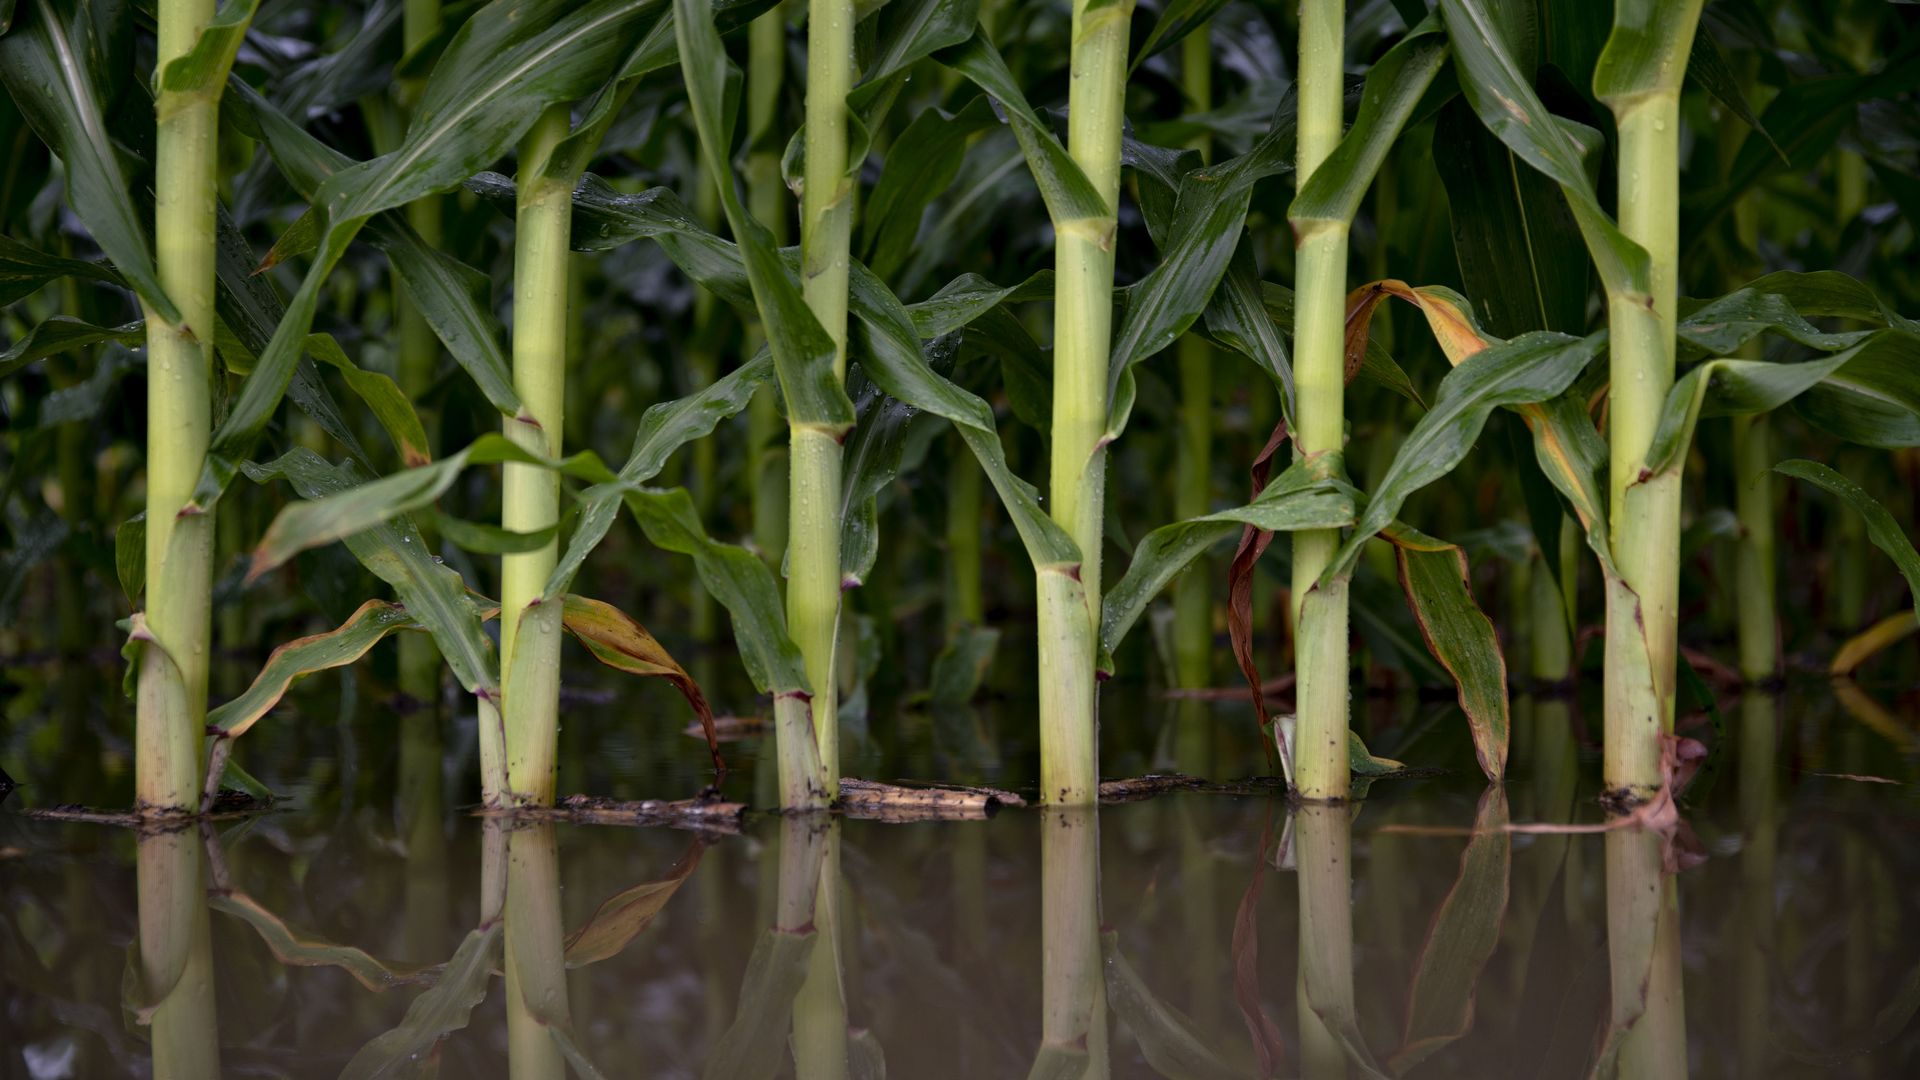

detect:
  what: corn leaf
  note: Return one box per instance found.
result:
[241,450,499,702]
[559,595,721,773]
[1431,97,1589,339]
[0,316,144,378]
[673,0,856,436]
[934,32,1110,227]
[1288,21,1449,230]
[303,334,432,467]
[1100,459,1356,661]
[0,234,122,307]
[1387,789,1511,1074]
[1327,330,1608,581]
[208,599,419,742]
[838,379,924,587]
[1643,331,1920,479]
[1775,460,1920,617]
[1436,0,1651,298]
[1130,0,1229,71]
[0,0,175,321]
[862,97,999,281]
[196,0,658,511]
[1385,526,1510,782]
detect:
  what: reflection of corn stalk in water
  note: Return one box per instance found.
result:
[134,824,221,1079]
[1035,806,1108,1078]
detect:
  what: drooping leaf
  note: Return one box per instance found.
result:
[559,594,722,774]
[303,334,432,467]
[1384,528,1509,782]
[0,316,145,378]
[1327,330,1608,580]
[1130,0,1230,71]
[207,599,420,742]
[1775,460,1920,618]
[927,624,1000,706]
[241,450,498,702]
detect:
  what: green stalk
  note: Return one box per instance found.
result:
[499,106,575,808]
[1290,0,1351,802]
[1602,85,1691,799]
[1172,27,1215,691]
[788,0,856,799]
[137,827,220,1079]
[138,0,221,815]
[1039,0,1132,806]
[1732,413,1777,682]
[747,5,790,572]
[397,0,445,712]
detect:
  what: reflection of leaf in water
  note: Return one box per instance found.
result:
[340,923,502,1080]
[1026,1044,1092,1080]
[210,891,436,991]
[1388,789,1512,1074]
[1101,929,1248,1079]
[563,842,705,967]
[1232,811,1287,1078]
[702,928,818,1080]
[849,1028,887,1080]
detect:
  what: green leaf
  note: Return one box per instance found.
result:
[1432,96,1590,339]
[1387,789,1512,1074]
[1775,460,1920,618]
[1101,459,1355,660]
[0,0,175,321]
[303,334,433,467]
[1684,28,1784,164]
[674,0,855,436]
[196,0,657,510]
[0,316,144,378]
[1130,0,1229,72]
[1386,527,1510,782]
[1287,21,1450,230]
[839,381,924,587]
[242,450,499,701]
[1437,0,1651,298]
[1327,330,1608,580]
[861,0,981,93]
[233,81,525,418]
[0,233,123,307]
[935,32,1110,227]
[157,0,260,99]
[861,97,999,280]
[1642,330,1920,478]
[207,600,420,742]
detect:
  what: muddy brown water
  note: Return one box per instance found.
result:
[4,659,1919,1077]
